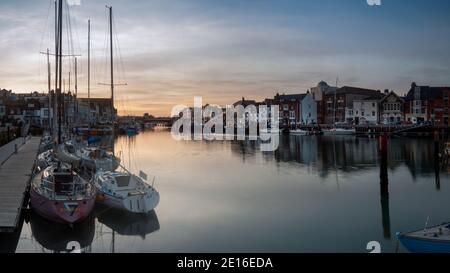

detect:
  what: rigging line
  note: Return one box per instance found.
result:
[112,12,126,84]
[65,1,74,77]
[38,0,53,81]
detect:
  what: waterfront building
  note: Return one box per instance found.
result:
[350,96,381,125]
[274,93,306,128]
[444,89,450,126]
[233,97,258,127]
[310,81,337,124]
[379,90,405,125]
[300,92,317,125]
[0,101,5,119]
[77,98,116,125]
[324,86,381,124]
[404,82,447,125]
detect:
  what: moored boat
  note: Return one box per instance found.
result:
[397,223,450,253]
[76,146,120,172]
[36,149,56,170]
[322,128,356,135]
[55,142,82,166]
[30,163,96,224]
[290,129,309,136]
[94,169,159,214]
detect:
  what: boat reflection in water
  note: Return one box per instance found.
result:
[96,206,160,239]
[29,210,95,253]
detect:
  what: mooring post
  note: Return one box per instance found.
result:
[434,130,441,190]
[379,133,390,239]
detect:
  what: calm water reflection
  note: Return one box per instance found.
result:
[6,130,450,253]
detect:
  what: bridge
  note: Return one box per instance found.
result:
[142,117,175,127]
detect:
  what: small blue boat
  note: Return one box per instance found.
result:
[397,223,450,253]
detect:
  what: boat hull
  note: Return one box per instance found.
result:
[397,234,450,253]
[30,189,95,224]
[290,130,308,136]
[322,129,356,135]
[96,190,160,214]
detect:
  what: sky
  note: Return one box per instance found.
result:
[0,0,449,116]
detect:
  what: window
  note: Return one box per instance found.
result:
[362,111,365,117]
[372,111,376,116]
[372,103,376,107]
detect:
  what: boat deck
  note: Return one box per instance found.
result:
[0,137,40,233]
[405,224,450,242]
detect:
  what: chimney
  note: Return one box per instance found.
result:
[384,89,389,95]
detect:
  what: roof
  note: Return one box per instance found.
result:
[233,97,257,107]
[317,81,329,87]
[404,85,449,101]
[275,93,307,102]
[334,86,380,96]
[379,91,405,103]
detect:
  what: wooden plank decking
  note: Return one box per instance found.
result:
[0,137,40,233]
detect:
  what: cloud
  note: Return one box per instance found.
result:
[1,0,450,116]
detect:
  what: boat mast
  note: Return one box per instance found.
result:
[333,77,338,126]
[88,19,91,129]
[57,0,63,144]
[108,6,115,123]
[46,48,52,131]
[75,57,78,120]
[54,0,58,141]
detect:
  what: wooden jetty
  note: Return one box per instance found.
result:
[0,137,40,233]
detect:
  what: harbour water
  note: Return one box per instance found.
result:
[6,130,450,253]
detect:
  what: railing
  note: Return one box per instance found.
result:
[0,137,28,166]
[39,176,95,200]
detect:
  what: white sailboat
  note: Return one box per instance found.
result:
[37,149,56,169]
[76,146,120,172]
[93,6,159,215]
[94,169,160,214]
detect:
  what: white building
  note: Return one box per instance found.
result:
[300,92,317,124]
[351,99,379,125]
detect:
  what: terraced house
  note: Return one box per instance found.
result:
[404,82,448,125]
[324,86,381,124]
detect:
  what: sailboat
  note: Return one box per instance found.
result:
[322,78,355,135]
[76,146,120,172]
[93,6,159,214]
[397,223,450,253]
[30,0,96,225]
[94,169,160,214]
